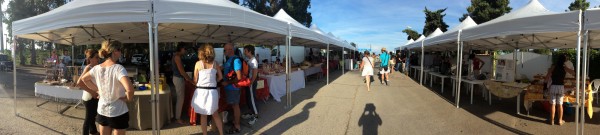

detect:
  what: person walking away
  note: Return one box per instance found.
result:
[222,43,243,134]
[389,54,396,75]
[468,53,485,78]
[241,45,260,125]
[77,49,100,135]
[78,40,134,135]
[192,44,225,135]
[379,48,391,85]
[545,54,575,125]
[172,45,193,124]
[360,51,374,91]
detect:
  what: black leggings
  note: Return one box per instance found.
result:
[83,98,99,135]
[245,82,259,115]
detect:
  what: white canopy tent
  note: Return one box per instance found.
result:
[461,0,580,50]
[12,0,339,133]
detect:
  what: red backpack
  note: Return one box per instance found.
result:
[226,56,251,88]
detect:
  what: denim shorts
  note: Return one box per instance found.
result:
[226,90,241,105]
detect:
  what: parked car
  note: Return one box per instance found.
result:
[0,54,14,71]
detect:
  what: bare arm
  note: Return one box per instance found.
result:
[119,76,134,102]
[251,69,258,83]
[216,64,223,83]
[174,55,192,81]
[194,62,200,85]
[79,71,99,97]
[564,66,575,76]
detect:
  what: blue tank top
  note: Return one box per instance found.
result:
[172,56,182,77]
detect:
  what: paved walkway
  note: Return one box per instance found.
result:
[1,68,600,134]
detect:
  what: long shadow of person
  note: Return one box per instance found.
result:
[358,103,382,135]
[262,102,317,134]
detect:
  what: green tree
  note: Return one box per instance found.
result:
[244,0,313,27]
[350,42,356,47]
[567,0,590,11]
[5,0,66,65]
[402,28,420,40]
[459,0,512,24]
[422,7,449,36]
[230,0,240,4]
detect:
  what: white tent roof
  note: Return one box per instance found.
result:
[460,0,580,50]
[406,39,415,45]
[414,35,426,42]
[13,0,152,45]
[428,28,443,38]
[584,8,600,48]
[405,35,426,50]
[310,24,342,48]
[273,9,326,47]
[420,16,478,51]
[154,0,289,44]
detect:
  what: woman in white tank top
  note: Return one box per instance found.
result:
[192,44,224,135]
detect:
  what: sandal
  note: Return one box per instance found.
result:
[226,127,240,134]
[559,120,565,126]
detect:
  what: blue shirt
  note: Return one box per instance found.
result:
[224,56,242,91]
[380,52,390,67]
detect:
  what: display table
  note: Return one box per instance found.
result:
[429,72,448,93]
[261,70,305,102]
[344,59,354,70]
[484,81,529,108]
[462,79,485,105]
[524,83,593,117]
[35,82,83,104]
[410,66,420,78]
[304,66,323,79]
[128,88,172,130]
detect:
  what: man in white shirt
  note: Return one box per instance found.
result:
[242,45,259,125]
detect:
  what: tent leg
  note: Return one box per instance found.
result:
[13,36,17,116]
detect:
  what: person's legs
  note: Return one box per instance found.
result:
[113,129,126,135]
[550,94,557,125]
[83,99,99,135]
[200,115,208,135]
[366,75,371,91]
[232,104,241,129]
[99,126,112,135]
[211,112,225,135]
[173,76,186,124]
[226,90,242,132]
[558,95,565,125]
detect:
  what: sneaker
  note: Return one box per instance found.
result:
[247,117,258,125]
[241,113,256,119]
[222,111,229,123]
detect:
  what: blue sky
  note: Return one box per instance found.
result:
[309,0,600,52]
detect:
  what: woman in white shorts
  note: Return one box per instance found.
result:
[360,51,375,91]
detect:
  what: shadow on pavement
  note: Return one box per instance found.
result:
[358,103,382,135]
[262,102,316,134]
[405,74,535,135]
[17,114,67,135]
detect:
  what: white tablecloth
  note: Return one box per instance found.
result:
[345,59,354,70]
[304,66,322,77]
[35,82,83,103]
[261,70,306,102]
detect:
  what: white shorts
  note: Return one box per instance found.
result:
[379,67,390,74]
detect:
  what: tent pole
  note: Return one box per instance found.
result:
[71,38,75,66]
[327,42,329,85]
[286,23,291,108]
[147,22,158,135]
[580,30,589,134]
[420,40,424,85]
[457,41,464,108]
[13,36,17,116]
[342,47,345,73]
[456,30,462,108]
[575,10,583,135]
[153,22,161,133]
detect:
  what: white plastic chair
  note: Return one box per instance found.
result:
[592,79,600,104]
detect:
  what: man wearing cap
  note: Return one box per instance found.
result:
[379,48,391,85]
